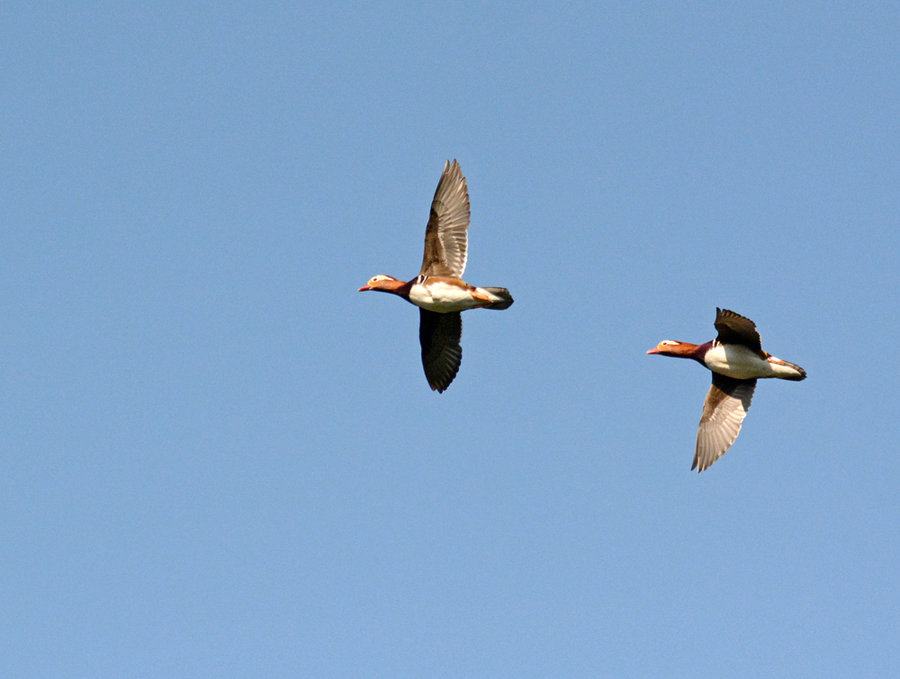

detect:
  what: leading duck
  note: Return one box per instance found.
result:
[359,160,513,392]
[648,308,806,472]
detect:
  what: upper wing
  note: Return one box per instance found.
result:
[693,374,756,472]
[420,160,470,278]
[714,307,762,352]
[419,309,462,393]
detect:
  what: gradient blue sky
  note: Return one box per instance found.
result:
[3,3,898,677]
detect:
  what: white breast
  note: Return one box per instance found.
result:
[408,280,478,312]
[703,343,774,379]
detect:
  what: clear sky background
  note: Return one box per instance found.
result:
[3,3,898,677]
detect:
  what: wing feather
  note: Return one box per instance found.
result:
[420,160,470,278]
[693,374,756,471]
[714,308,762,352]
[419,310,462,392]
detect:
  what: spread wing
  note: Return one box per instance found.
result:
[420,160,470,278]
[419,310,462,393]
[693,374,756,472]
[714,308,762,352]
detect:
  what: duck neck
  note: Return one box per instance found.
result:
[662,341,709,364]
[370,278,412,298]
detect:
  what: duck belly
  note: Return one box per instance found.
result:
[408,280,482,312]
[704,344,775,379]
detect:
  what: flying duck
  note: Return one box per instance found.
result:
[359,160,513,392]
[647,308,806,472]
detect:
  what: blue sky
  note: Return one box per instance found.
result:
[2,3,898,677]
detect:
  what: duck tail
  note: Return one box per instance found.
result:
[772,359,806,381]
[782,361,807,381]
[479,287,514,310]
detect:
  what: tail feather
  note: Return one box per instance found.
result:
[479,287,514,310]
[770,356,806,380]
[783,361,806,381]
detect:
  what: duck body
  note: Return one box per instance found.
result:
[408,275,513,312]
[359,160,513,392]
[702,342,806,381]
[647,308,806,472]
[359,273,513,313]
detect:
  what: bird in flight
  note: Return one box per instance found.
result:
[359,160,513,392]
[648,308,806,471]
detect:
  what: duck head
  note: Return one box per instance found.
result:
[358,274,406,293]
[646,340,701,357]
